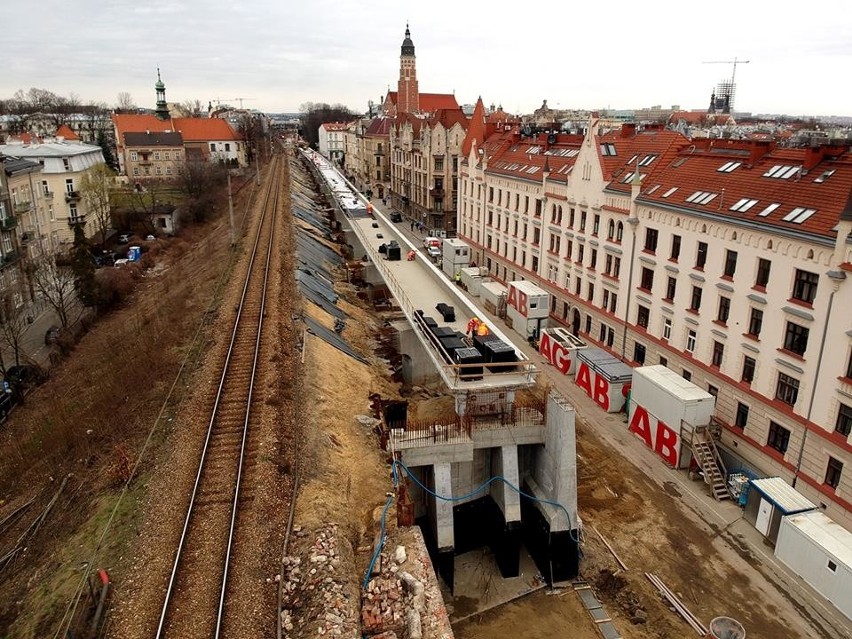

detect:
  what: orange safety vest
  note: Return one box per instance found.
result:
[476,323,490,336]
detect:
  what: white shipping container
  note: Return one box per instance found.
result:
[480,281,507,309]
[775,511,852,621]
[460,267,485,297]
[442,238,471,278]
[538,328,587,376]
[631,365,715,432]
[506,303,548,341]
[575,348,633,413]
[507,280,550,320]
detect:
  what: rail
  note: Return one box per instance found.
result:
[155,154,281,638]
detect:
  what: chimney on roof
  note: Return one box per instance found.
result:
[803,143,847,172]
[621,123,636,138]
[748,139,773,167]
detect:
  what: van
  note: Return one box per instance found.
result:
[423,237,441,250]
[390,212,403,223]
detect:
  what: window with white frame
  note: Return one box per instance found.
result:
[686,329,697,352]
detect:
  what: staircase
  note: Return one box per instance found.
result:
[691,429,731,501]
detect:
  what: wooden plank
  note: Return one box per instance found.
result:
[593,525,628,571]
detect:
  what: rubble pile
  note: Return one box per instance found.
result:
[361,544,427,639]
[279,524,359,638]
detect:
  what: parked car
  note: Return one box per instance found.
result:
[5,364,44,388]
[44,325,61,345]
[426,246,442,259]
[390,212,403,223]
[145,234,156,241]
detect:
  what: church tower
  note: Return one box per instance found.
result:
[397,24,420,115]
[154,68,170,121]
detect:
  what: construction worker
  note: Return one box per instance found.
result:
[455,272,462,286]
[476,322,490,337]
[466,317,480,336]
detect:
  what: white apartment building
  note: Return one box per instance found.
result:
[318,122,348,163]
[0,140,106,251]
[458,117,852,531]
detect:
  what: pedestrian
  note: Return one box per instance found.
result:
[410,221,414,231]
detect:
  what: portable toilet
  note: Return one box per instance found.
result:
[127,246,141,262]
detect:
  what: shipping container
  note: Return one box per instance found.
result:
[627,365,715,468]
[442,238,471,278]
[744,477,815,543]
[460,267,487,297]
[775,511,852,621]
[538,328,587,376]
[575,348,633,413]
[506,302,548,342]
[480,281,508,310]
[506,280,550,319]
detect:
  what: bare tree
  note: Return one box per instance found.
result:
[113,181,171,235]
[179,99,205,117]
[176,159,226,222]
[80,164,116,246]
[0,289,30,370]
[116,92,136,112]
[29,256,79,329]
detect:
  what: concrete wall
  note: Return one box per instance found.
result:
[530,392,579,532]
[396,321,441,385]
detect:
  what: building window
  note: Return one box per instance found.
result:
[723,250,738,278]
[578,244,585,264]
[717,296,730,323]
[742,356,756,383]
[640,267,654,292]
[825,458,843,489]
[65,178,74,194]
[682,369,692,381]
[712,341,724,367]
[775,372,800,406]
[735,403,749,428]
[566,240,573,260]
[580,211,586,231]
[686,329,697,353]
[153,151,160,160]
[593,214,600,235]
[836,403,852,436]
[590,249,597,270]
[707,385,719,398]
[569,208,575,227]
[616,222,624,242]
[756,258,771,288]
[748,308,763,337]
[634,342,647,364]
[783,322,810,356]
[792,269,818,304]
[696,241,708,269]
[690,286,702,312]
[659,356,668,367]
[665,276,677,301]
[644,228,659,252]
[130,151,138,161]
[585,314,592,334]
[847,351,852,379]
[662,317,672,341]
[767,421,791,454]
[210,143,216,152]
[587,282,595,302]
[637,305,650,329]
[670,234,681,261]
[607,219,614,239]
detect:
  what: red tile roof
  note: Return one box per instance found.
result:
[482,131,584,183]
[55,124,79,140]
[386,91,459,114]
[365,117,392,136]
[427,108,469,131]
[636,137,852,239]
[462,98,487,158]
[112,114,243,143]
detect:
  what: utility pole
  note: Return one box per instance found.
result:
[226,169,236,246]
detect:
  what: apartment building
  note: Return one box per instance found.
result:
[318,122,347,163]
[458,117,852,531]
[0,140,106,249]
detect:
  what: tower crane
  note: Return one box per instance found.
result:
[702,58,750,85]
[213,97,255,109]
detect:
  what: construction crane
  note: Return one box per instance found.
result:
[213,97,255,109]
[702,58,750,85]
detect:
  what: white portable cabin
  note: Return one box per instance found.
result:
[744,477,816,543]
[575,348,633,413]
[442,238,471,278]
[538,327,587,376]
[775,511,852,621]
[628,365,715,468]
[506,280,550,341]
[460,267,486,297]
[480,281,507,314]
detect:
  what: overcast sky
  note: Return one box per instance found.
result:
[4,0,851,117]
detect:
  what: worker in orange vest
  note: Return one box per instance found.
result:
[476,322,490,337]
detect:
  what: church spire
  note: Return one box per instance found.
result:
[397,24,419,114]
[154,68,170,121]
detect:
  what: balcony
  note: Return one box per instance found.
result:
[0,216,17,231]
[14,201,31,213]
[64,190,81,202]
[67,214,87,227]
[43,190,54,199]
[2,250,19,266]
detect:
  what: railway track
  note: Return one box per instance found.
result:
[155,154,283,638]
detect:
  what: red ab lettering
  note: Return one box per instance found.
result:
[508,286,529,317]
[539,333,570,375]
[575,363,610,411]
[628,405,679,466]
